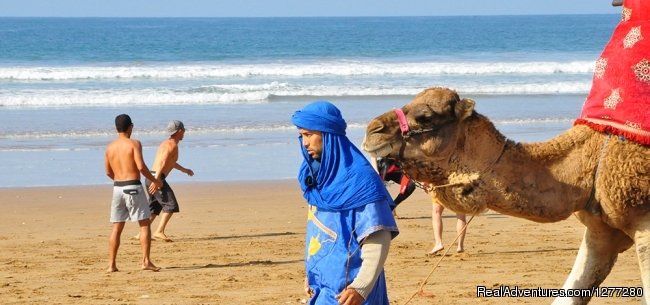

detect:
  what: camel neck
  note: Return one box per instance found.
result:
[449,116,588,222]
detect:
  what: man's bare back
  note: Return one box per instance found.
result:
[105,135,160,193]
[106,137,146,181]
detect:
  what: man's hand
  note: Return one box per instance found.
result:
[336,288,363,305]
[184,168,194,176]
[148,178,162,194]
[304,278,314,298]
[422,182,431,194]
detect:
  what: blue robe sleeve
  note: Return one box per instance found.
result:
[354,198,399,243]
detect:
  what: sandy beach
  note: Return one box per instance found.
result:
[0,180,642,304]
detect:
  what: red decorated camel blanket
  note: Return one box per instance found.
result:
[575,0,650,146]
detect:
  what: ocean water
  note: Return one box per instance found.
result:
[0,15,620,187]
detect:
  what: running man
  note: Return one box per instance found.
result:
[146,120,194,242]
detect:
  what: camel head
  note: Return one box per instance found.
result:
[363,87,492,214]
[363,87,475,178]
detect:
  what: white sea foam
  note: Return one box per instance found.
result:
[0,81,590,107]
[0,88,270,107]
[0,60,595,81]
[493,117,574,125]
[453,81,590,95]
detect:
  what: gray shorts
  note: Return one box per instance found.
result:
[110,180,151,222]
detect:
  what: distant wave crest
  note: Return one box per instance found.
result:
[0,61,595,81]
[0,81,590,107]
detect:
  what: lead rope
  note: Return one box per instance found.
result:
[402,213,476,305]
[398,141,505,305]
[399,141,503,304]
[391,108,498,304]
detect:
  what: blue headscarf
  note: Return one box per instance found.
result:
[292,101,393,211]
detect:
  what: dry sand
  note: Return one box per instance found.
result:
[0,180,642,304]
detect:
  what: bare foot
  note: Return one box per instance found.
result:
[427,246,444,256]
[142,264,161,272]
[456,248,465,253]
[153,233,173,242]
[106,267,118,273]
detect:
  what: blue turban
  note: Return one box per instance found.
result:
[292,101,347,135]
[291,101,393,211]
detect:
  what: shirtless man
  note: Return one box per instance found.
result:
[145,120,194,242]
[104,114,162,272]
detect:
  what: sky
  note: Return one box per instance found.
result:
[0,0,621,17]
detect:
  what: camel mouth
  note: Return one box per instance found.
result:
[362,140,393,158]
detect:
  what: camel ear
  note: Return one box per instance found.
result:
[455,98,475,121]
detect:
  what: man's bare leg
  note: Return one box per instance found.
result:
[153,212,173,242]
[429,203,444,255]
[133,213,158,240]
[138,219,160,271]
[456,214,467,253]
[108,222,126,272]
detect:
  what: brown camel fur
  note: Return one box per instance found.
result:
[363,87,650,305]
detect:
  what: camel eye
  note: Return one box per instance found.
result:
[413,106,455,128]
[413,110,432,123]
[414,109,440,126]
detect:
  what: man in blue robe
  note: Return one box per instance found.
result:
[291,101,399,305]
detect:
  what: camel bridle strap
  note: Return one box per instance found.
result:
[389,111,508,304]
[394,107,410,135]
[394,108,435,139]
[393,107,463,191]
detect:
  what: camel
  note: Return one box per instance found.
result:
[362,87,650,304]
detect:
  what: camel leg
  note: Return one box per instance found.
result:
[552,225,632,305]
[634,226,650,305]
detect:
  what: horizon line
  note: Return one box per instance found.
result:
[0,13,618,18]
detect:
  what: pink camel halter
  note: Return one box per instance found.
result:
[394,108,435,138]
[394,108,410,136]
[574,0,650,146]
